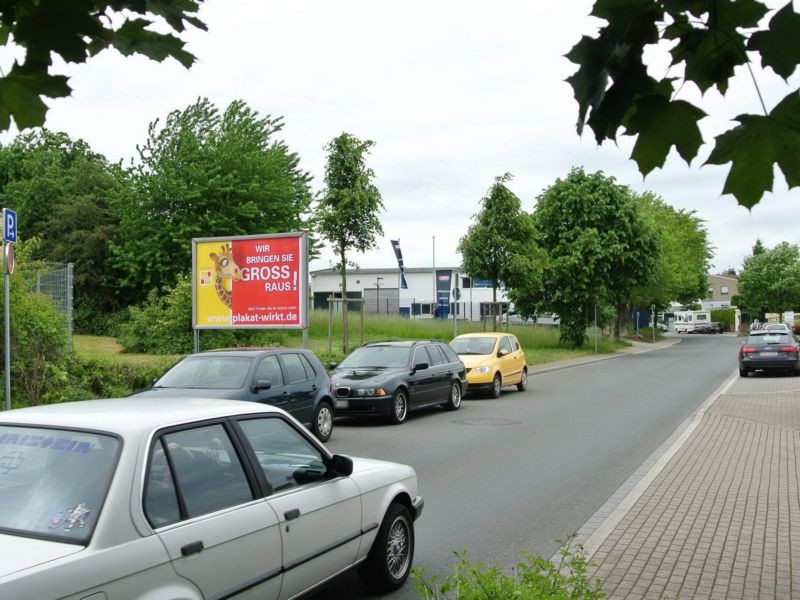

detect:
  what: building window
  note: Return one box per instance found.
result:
[461,277,471,289]
[721,286,729,295]
[707,286,714,296]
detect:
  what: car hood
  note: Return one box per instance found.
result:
[0,533,84,578]
[130,387,243,400]
[349,456,416,493]
[458,354,494,369]
[330,368,403,386]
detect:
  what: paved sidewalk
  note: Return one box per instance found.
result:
[584,373,800,599]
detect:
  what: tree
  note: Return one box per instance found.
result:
[567,0,800,208]
[0,129,126,330]
[631,193,712,318]
[315,133,384,353]
[458,174,540,328]
[738,242,800,316]
[752,238,767,256]
[0,1,206,132]
[111,98,313,304]
[532,168,657,346]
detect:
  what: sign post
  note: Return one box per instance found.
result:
[3,207,17,411]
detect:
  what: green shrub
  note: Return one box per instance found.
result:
[711,307,736,332]
[43,354,174,404]
[0,278,68,406]
[413,536,605,599]
[118,278,290,355]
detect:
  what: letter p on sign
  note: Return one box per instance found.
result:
[3,208,16,244]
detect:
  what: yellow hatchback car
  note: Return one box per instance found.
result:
[450,332,528,398]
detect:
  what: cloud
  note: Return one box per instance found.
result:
[1,0,796,277]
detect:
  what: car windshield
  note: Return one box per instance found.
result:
[450,337,497,355]
[339,346,410,368]
[747,334,793,345]
[0,425,120,544]
[155,356,253,389]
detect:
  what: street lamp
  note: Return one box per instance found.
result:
[375,277,384,314]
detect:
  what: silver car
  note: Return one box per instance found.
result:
[0,398,423,599]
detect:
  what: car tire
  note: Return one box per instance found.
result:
[358,503,415,594]
[445,381,462,411]
[388,389,409,424]
[490,373,502,398]
[739,367,748,378]
[517,368,527,392]
[311,401,334,442]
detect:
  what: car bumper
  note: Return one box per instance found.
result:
[411,496,424,521]
[740,358,800,371]
[334,396,392,416]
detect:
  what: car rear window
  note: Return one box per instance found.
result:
[155,356,253,389]
[747,334,792,345]
[0,426,120,544]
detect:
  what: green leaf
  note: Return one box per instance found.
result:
[0,64,71,130]
[110,19,195,68]
[748,3,800,79]
[565,36,612,137]
[705,89,800,208]
[625,96,706,175]
[669,26,747,94]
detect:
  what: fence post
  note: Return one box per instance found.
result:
[66,263,74,353]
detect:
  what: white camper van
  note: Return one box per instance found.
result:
[674,310,711,333]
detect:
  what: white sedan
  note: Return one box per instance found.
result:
[0,397,423,599]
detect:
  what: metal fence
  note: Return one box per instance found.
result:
[19,262,74,351]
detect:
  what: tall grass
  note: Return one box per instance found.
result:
[284,311,627,364]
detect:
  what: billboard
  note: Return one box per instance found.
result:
[192,232,308,329]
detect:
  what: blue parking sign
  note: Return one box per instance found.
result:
[3,208,16,243]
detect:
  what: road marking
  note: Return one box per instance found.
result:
[569,369,738,561]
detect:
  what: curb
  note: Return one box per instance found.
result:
[563,369,739,562]
[529,337,682,377]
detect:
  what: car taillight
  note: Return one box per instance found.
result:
[780,346,798,353]
[740,346,757,354]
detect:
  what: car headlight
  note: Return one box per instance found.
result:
[473,366,490,374]
[352,388,388,397]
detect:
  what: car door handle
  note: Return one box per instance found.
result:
[181,541,204,557]
[284,508,301,521]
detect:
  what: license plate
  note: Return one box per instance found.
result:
[760,351,778,357]
[335,400,349,409]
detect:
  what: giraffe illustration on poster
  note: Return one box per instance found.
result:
[209,243,242,308]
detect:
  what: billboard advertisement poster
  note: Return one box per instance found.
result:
[193,232,308,329]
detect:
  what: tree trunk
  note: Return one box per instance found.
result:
[614,303,623,338]
[492,282,498,331]
[340,247,348,354]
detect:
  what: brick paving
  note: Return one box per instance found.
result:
[587,374,800,599]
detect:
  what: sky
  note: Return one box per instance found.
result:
[1,0,798,275]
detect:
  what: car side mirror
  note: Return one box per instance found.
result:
[498,348,509,357]
[328,362,338,370]
[252,379,271,392]
[412,362,429,373]
[328,454,353,477]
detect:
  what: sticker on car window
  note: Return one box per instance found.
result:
[0,450,25,474]
[0,433,93,454]
[61,503,91,532]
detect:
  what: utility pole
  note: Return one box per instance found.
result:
[375,277,384,314]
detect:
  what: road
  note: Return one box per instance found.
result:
[315,334,741,599]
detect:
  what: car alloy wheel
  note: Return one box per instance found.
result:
[313,402,333,442]
[385,513,411,579]
[517,368,527,392]
[490,373,501,398]
[358,503,415,593]
[445,382,461,411]
[390,390,408,424]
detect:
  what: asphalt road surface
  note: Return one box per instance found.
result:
[315,334,741,599]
